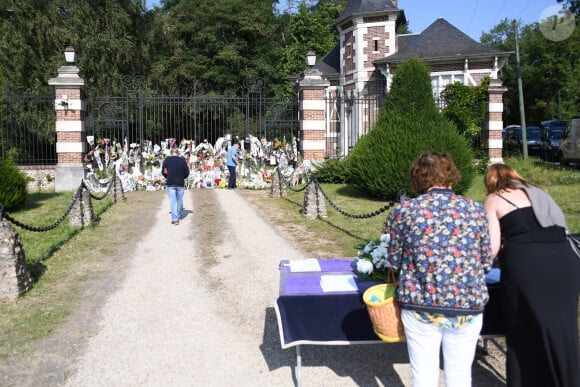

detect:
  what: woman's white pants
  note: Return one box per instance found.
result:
[401,310,483,387]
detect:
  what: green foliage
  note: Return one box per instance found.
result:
[442,78,489,149]
[0,0,149,95]
[150,0,283,95]
[481,18,580,124]
[381,58,438,118]
[314,159,350,183]
[0,160,28,210]
[277,1,345,96]
[348,58,474,200]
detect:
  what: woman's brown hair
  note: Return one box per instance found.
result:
[410,151,461,194]
[484,163,529,194]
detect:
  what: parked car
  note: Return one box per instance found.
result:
[559,118,580,166]
[502,124,520,140]
[541,120,568,161]
[504,125,544,156]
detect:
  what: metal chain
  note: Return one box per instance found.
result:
[1,184,84,232]
[277,168,310,192]
[273,169,398,219]
[314,177,397,219]
[84,172,116,200]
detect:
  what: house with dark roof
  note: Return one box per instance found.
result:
[295,0,510,163]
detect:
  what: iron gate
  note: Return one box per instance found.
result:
[85,77,299,151]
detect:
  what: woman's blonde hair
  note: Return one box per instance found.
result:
[410,151,461,194]
[484,163,529,194]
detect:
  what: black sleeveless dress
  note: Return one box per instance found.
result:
[499,205,580,386]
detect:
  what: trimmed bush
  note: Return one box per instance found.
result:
[347,58,474,199]
[0,160,28,210]
[314,159,350,183]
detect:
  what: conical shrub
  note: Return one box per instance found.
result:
[347,58,474,199]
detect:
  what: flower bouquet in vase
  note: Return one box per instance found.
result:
[356,233,405,342]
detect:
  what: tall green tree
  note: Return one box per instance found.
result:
[150,0,282,95]
[0,0,150,95]
[442,79,489,151]
[481,17,579,124]
[557,0,580,15]
[278,0,344,90]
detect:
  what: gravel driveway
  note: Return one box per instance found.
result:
[1,189,506,386]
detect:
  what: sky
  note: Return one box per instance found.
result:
[398,0,563,41]
[146,0,564,42]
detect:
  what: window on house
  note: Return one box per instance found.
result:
[374,40,378,51]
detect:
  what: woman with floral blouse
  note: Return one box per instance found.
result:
[383,151,492,387]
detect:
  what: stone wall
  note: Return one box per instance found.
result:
[0,221,31,300]
[19,165,56,192]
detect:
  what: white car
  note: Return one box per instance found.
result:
[559,118,580,166]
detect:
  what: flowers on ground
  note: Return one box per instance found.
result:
[355,233,393,282]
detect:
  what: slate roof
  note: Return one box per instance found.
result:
[374,18,510,64]
[312,43,341,77]
[336,0,401,24]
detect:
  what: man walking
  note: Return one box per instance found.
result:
[162,147,190,225]
[226,142,240,189]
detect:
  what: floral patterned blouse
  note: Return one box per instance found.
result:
[383,188,492,316]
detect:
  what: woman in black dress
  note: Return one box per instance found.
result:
[483,163,580,386]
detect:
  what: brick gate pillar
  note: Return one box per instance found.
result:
[297,68,330,161]
[48,46,87,191]
[485,79,507,164]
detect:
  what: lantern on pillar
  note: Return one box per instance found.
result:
[64,45,75,64]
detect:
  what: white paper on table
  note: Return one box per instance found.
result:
[320,274,358,292]
[288,258,321,272]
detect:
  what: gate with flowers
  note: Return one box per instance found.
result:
[85,76,299,156]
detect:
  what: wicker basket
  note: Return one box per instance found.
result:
[363,283,406,342]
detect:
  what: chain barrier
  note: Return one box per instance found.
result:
[314,177,397,219]
[0,171,116,232]
[276,167,311,193]
[1,184,84,232]
[83,172,116,200]
[275,167,404,219]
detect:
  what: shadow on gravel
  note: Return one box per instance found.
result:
[259,307,506,386]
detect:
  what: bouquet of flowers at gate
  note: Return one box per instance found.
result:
[355,233,394,282]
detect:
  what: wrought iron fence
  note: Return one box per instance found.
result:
[85,77,299,152]
[2,78,299,165]
[1,93,56,164]
[324,93,382,159]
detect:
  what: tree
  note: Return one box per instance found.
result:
[347,58,474,200]
[557,0,580,15]
[442,79,489,152]
[277,0,345,95]
[481,17,579,124]
[0,0,150,95]
[149,0,282,95]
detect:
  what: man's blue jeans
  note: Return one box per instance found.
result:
[227,165,237,189]
[166,186,184,222]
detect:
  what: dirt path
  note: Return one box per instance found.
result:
[0,189,506,386]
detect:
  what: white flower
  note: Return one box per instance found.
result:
[370,245,387,262]
[363,241,376,254]
[356,259,374,275]
[380,233,390,243]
